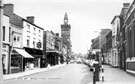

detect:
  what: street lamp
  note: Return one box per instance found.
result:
[0,0,4,84]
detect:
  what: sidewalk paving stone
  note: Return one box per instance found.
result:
[3,63,66,80]
[87,65,135,84]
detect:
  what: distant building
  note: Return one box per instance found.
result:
[55,33,64,64]
[91,36,100,60]
[100,29,111,64]
[106,30,112,64]
[61,12,72,61]
[111,16,120,67]
[91,36,100,49]
[118,2,130,70]
[43,30,57,66]
[62,44,68,62]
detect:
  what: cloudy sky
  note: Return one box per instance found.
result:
[4,0,133,54]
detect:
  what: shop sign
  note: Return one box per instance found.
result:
[37,42,42,48]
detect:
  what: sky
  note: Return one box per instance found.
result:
[4,0,133,54]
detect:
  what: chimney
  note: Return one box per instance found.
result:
[4,4,14,17]
[123,3,130,8]
[27,16,34,24]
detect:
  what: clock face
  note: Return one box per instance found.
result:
[64,19,68,23]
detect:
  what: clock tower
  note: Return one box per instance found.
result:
[61,12,72,57]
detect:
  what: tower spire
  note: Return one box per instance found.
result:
[64,12,68,24]
[64,12,68,18]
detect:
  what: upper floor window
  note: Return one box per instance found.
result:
[9,27,11,42]
[27,36,30,47]
[39,29,41,33]
[27,24,30,29]
[33,27,36,35]
[33,41,35,48]
[3,26,5,41]
[33,27,36,31]
[14,36,16,42]
[27,39,30,47]
[17,36,20,42]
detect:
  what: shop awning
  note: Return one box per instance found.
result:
[46,50,58,53]
[24,47,44,56]
[14,48,34,58]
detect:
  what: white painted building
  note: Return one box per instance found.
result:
[45,30,55,51]
[111,16,120,67]
[3,4,34,74]
[10,14,24,73]
[2,15,10,74]
[11,24,23,48]
[22,17,44,68]
[23,19,43,50]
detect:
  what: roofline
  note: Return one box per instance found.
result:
[111,15,119,24]
[125,1,134,16]
[22,18,44,30]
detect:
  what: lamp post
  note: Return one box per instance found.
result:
[0,0,4,83]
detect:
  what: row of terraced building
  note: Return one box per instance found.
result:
[90,1,135,75]
[2,4,72,74]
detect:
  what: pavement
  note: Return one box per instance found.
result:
[88,65,135,84]
[3,63,66,80]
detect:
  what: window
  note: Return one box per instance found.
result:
[27,24,30,29]
[33,41,35,48]
[33,27,36,31]
[27,39,30,47]
[39,29,40,33]
[14,36,16,42]
[17,36,20,42]
[3,26,5,41]
[9,27,11,42]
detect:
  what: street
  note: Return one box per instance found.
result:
[4,63,93,84]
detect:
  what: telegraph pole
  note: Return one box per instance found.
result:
[0,0,4,84]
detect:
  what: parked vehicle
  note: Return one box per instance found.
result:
[70,60,76,63]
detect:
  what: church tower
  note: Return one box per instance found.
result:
[61,12,72,57]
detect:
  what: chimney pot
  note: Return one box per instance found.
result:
[123,3,130,8]
[27,16,34,24]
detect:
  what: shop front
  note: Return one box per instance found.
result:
[46,50,60,66]
[24,47,44,68]
[59,54,64,64]
[2,44,10,74]
[11,48,34,73]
